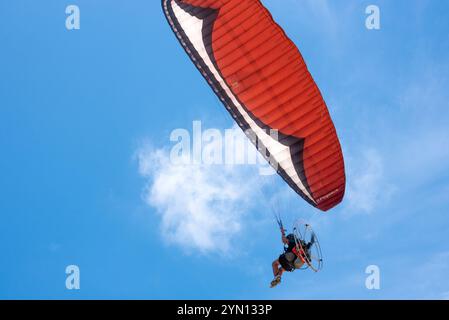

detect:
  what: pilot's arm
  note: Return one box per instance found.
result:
[281,229,288,245]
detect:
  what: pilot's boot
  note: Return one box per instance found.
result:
[270,275,282,288]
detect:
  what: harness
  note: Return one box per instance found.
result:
[292,243,307,264]
[285,234,308,264]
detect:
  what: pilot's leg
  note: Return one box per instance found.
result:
[272,259,281,277]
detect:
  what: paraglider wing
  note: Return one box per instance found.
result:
[162,0,346,211]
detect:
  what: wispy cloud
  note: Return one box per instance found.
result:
[136,143,263,256]
[344,148,396,215]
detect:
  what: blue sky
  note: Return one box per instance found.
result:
[1,0,449,299]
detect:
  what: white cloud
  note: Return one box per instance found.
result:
[345,148,396,214]
[137,144,263,256]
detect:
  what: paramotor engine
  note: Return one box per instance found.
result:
[275,215,323,272]
[292,220,323,272]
